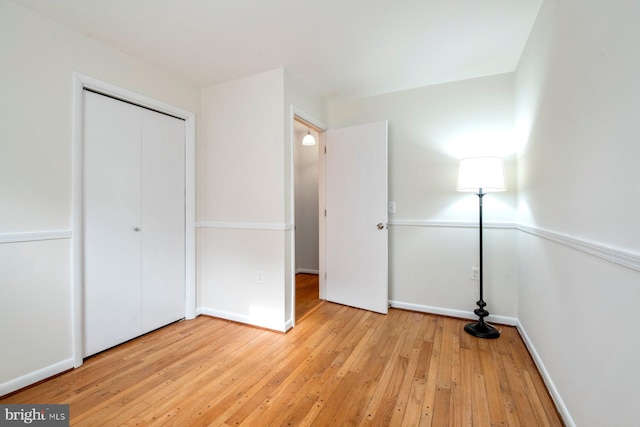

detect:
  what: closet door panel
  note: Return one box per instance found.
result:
[83,91,142,357]
[140,109,186,333]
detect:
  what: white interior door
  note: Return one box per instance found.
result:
[325,121,388,314]
[83,91,185,357]
[83,92,143,356]
[140,109,185,333]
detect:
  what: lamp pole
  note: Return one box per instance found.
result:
[457,156,505,339]
[464,188,500,338]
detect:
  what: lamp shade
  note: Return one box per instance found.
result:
[456,156,506,192]
[302,130,316,146]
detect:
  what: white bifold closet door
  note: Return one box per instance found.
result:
[83,90,185,357]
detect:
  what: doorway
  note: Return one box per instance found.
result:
[290,115,389,324]
[71,73,197,367]
[293,117,322,321]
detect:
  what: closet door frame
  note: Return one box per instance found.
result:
[71,73,196,368]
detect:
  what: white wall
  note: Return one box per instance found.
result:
[327,73,519,322]
[198,69,287,331]
[515,0,640,425]
[0,0,200,394]
[294,128,320,274]
[197,68,325,330]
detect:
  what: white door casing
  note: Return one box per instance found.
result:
[72,72,196,367]
[325,121,389,314]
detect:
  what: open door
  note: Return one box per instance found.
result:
[324,121,388,314]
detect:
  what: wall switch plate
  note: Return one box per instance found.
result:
[388,201,396,214]
[471,267,479,280]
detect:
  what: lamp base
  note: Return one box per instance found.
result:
[464,319,500,339]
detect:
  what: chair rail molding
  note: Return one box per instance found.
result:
[196,221,293,231]
[389,219,515,229]
[388,219,640,272]
[0,230,72,244]
[517,223,640,272]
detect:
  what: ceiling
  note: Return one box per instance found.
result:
[10,0,542,99]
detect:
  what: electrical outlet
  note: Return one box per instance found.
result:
[471,267,479,280]
[257,270,263,283]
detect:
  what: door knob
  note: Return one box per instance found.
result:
[377,223,384,230]
[134,227,140,232]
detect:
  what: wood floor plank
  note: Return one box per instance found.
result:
[75,319,260,422]
[478,337,509,425]
[496,328,530,427]
[1,304,564,426]
[310,309,406,426]
[402,315,437,426]
[432,313,453,426]
[448,319,461,426]
[458,320,474,426]
[387,313,431,426]
[268,310,375,426]
[388,347,421,426]
[295,315,379,425]
[238,307,370,426]
[419,315,444,426]
[202,304,353,426]
[469,333,492,426]
[295,273,323,321]
[359,311,422,425]
[99,325,270,426]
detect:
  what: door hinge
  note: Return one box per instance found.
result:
[324,209,327,217]
[324,146,327,154]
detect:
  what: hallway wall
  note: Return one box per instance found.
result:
[294,127,320,273]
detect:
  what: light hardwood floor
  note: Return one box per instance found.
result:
[1,302,563,426]
[295,273,322,322]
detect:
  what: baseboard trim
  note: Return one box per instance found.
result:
[389,300,517,326]
[295,269,319,275]
[198,307,288,333]
[0,230,72,244]
[284,318,294,332]
[196,221,293,231]
[516,320,575,427]
[0,358,74,397]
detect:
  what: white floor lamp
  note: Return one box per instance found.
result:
[457,156,506,339]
